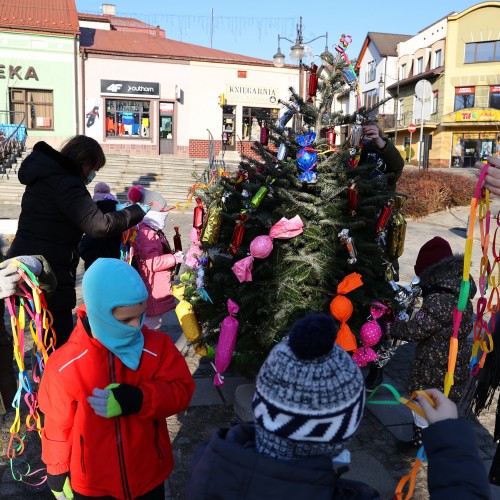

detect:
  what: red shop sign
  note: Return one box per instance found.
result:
[455,87,475,94]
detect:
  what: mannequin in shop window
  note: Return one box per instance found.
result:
[250,116,261,142]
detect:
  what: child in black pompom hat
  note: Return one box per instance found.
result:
[186,312,487,499]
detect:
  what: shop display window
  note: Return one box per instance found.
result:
[490,86,500,110]
[105,99,150,138]
[454,87,475,111]
[242,107,279,141]
[10,88,53,130]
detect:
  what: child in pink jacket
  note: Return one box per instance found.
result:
[128,185,183,329]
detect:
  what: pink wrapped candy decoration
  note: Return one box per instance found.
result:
[353,302,387,368]
[231,215,303,283]
[213,299,239,386]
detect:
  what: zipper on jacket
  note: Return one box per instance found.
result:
[80,436,86,474]
[109,351,132,500]
[153,420,163,459]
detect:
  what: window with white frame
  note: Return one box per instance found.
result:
[434,49,442,68]
[363,88,378,109]
[366,61,376,83]
[416,57,424,74]
[397,99,404,121]
[432,91,439,114]
[400,64,407,80]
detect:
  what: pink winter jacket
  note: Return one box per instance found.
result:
[133,223,176,316]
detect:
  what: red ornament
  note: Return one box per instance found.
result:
[193,198,204,236]
[326,128,336,146]
[229,214,248,255]
[376,204,393,234]
[308,63,318,97]
[173,226,182,252]
[260,125,269,145]
[348,183,358,215]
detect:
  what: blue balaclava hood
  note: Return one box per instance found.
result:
[82,258,148,370]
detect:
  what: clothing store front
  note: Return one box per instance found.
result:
[444,108,500,167]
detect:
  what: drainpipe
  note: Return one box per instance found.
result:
[80,47,86,135]
[74,35,80,135]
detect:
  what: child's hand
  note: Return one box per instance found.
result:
[87,385,122,418]
[174,251,184,264]
[0,264,21,299]
[415,388,458,424]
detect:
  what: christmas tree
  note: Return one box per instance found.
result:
[182,40,405,376]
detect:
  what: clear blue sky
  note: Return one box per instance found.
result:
[75,1,486,63]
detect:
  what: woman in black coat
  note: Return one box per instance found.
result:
[8,136,145,346]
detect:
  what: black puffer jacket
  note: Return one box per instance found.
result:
[8,141,144,310]
[360,138,404,190]
[186,423,382,500]
[388,255,476,401]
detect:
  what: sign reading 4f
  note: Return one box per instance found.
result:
[106,83,123,93]
[0,65,39,81]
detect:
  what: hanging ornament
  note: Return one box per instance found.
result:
[308,63,318,97]
[232,215,304,282]
[260,123,269,145]
[326,128,336,147]
[352,302,388,367]
[228,214,248,255]
[387,195,407,260]
[330,272,364,352]
[193,198,204,238]
[185,228,203,269]
[201,203,222,245]
[277,143,287,161]
[375,199,393,234]
[348,182,358,216]
[338,228,358,264]
[212,299,239,386]
[296,132,318,184]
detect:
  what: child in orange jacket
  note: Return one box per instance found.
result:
[38,258,194,499]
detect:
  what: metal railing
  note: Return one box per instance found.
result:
[0,111,27,179]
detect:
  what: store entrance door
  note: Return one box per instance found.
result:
[222,106,236,151]
[463,140,478,167]
[159,102,174,154]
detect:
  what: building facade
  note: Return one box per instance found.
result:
[0,0,80,148]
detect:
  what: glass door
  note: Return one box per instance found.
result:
[159,102,174,154]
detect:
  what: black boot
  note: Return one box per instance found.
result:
[365,363,383,392]
[489,442,500,485]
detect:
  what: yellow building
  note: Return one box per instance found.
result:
[441,2,500,167]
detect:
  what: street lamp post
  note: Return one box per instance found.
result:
[272,17,331,101]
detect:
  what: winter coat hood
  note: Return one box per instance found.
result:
[18,141,81,186]
[186,423,381,500]
[419,254,477,299]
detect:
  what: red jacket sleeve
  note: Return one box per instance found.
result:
[38,355,77,475]
[138,333,194,420]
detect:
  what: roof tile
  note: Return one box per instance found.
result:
[0,0,79,34]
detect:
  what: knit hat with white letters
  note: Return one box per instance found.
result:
[252,313,365,460]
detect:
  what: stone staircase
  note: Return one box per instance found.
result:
[0,153,240,208]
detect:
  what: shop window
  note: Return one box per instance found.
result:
[365,61,376,83]
[465,41,500,63]
[242,107,278,141]
[363,88,378,110]
[10,88,53,130]
[105,99,150,138]
[454,87,475,111]
[490,86,500,110]
[432,90,439,114]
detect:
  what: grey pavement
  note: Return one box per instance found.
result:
[2,172,500,498]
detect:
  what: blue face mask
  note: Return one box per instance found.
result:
[82,258,149,370]
[85,170,96,185]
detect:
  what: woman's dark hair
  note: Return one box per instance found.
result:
[60,135,106,172]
